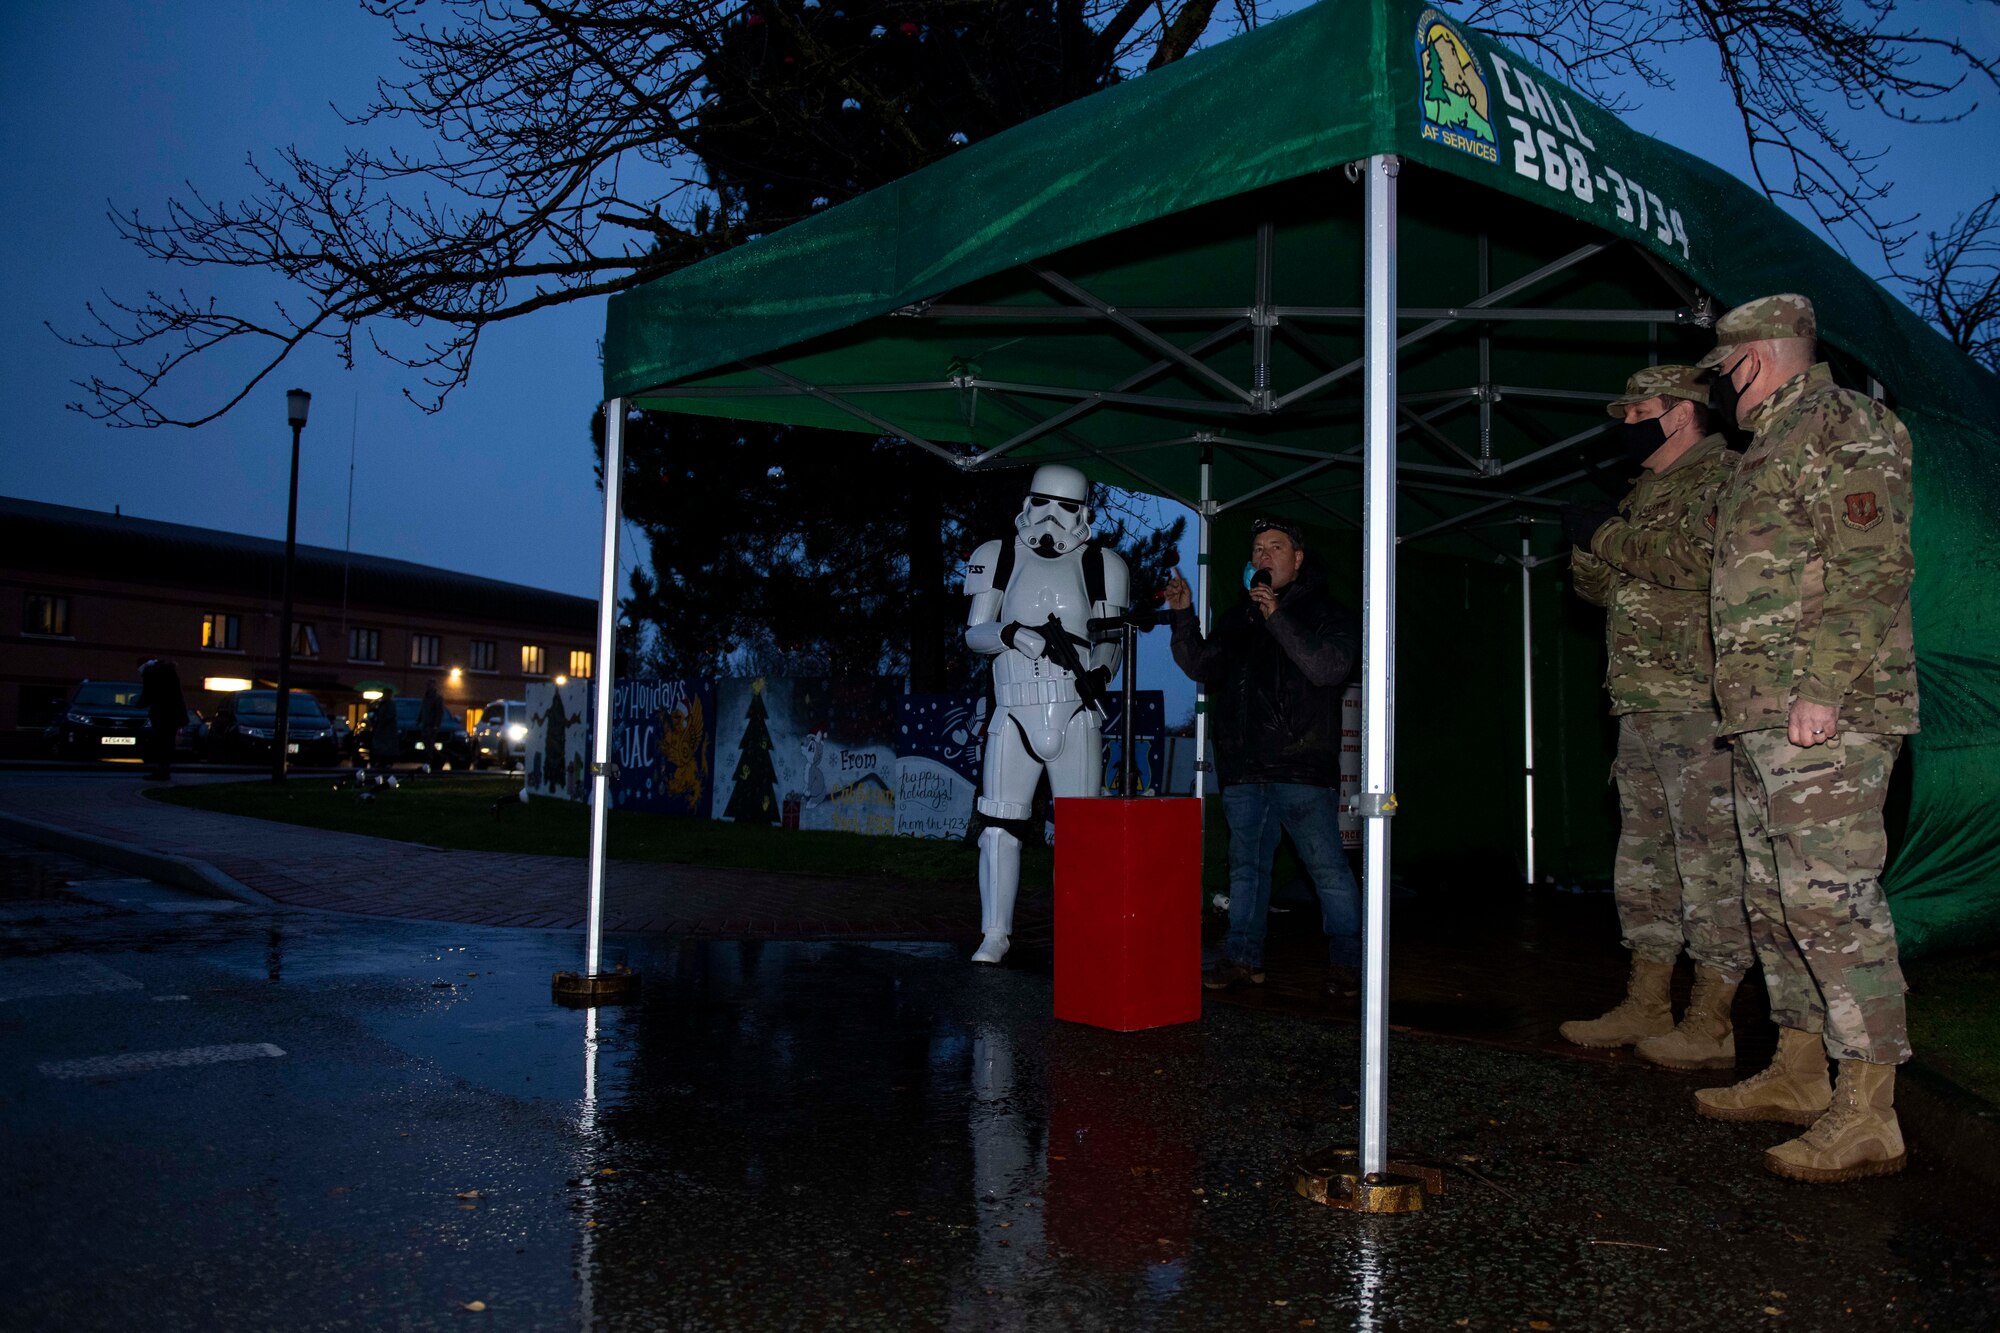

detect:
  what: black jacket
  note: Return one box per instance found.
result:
[137,659,187,728]
[1169,569,1359,787]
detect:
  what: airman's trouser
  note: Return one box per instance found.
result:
[1733,729,1910,1064]
[1612,710,1753,978]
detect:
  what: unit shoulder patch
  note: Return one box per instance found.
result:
[1843,491,1882,531]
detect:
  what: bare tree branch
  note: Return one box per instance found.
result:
[62,0,1266,429]
[1453,0,2000,261]
[1897,192,2000,371]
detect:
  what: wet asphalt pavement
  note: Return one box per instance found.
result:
[2,838,1995,1332]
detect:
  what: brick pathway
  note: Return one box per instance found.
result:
[0,774,1047,943]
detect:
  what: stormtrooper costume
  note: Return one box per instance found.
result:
[963,464,1128,964]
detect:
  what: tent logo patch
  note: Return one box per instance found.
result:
[1844,491,1882,530]
[1416,12,1498,164]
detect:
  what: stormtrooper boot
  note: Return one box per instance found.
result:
[971,826,1020,965]
[1764,1060,1906,1183]
[1559,956,1674,1048]
[1694,1026,1831,1125]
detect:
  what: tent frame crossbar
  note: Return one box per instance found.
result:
[634,231,1688,534]
[896,305,1686,326]
[1032,265,1259,406]
[1270,240,1610,411]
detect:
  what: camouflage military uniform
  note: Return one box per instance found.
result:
[1573,412,1750,980]
[1710,349,1919,1065]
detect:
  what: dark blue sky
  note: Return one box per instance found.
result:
[2,1,1991,719]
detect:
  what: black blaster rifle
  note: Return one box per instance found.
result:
[1033,614,1110,717]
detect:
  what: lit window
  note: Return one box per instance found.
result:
[469,639,497,673]
[292,623,320,657]
[569,649,593,679]
[349,627,382,662]
[201,613,241,651]
[521,644,546,676]
[25,593,70,637]
[410,634,441,668]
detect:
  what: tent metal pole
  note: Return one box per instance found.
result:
[1478,234,1494,468]
[1359,154,1399,1183]
[1520,524,1537,885]
[1254,222,1275,412]
[586,399,625,979]
[1194,451,1213,802]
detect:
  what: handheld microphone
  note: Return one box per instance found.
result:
[1250,568,1273,589]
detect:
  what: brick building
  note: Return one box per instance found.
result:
[1,496,598,741]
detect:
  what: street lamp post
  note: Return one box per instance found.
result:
[273,388,311,781]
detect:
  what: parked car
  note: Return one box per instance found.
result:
[46,680,149,759]
[176,707,206,760]
[473,700,529,770]
[358,697,473,770]
[205,690,342,766]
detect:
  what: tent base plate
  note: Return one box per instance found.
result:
[1294,1146,1443,1213]
[552,966,641,1007]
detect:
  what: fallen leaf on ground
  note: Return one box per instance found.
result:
[598,1167,619,1176]
[1764,1308,1783,1317]
[456,1190,482,1199]
[462,1300,486,1312]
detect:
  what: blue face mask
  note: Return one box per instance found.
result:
[1242,561,1259,591]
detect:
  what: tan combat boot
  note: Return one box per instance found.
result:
[1764,1060,1906,1182]
[1634,966,1740,1070]
[1693,1026,1831,1124]
[1559,956,1674,1049]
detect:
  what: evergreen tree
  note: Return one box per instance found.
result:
[611,2,1184,688]
[722,683,780,824]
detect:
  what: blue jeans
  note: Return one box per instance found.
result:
[1220,782,1362,969]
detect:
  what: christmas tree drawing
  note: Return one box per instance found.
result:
[722,679,778,824]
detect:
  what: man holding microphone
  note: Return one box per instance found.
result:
[1163,519,1363,996]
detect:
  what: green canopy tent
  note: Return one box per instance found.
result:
[584,0,2000,1179]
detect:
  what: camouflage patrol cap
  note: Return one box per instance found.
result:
[1605,364,1708,417]
[1695,293,1817,368]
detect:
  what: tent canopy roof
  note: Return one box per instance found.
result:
[603,0,1998,547]
[599,0,2000,951]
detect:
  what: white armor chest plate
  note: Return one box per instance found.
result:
[994,548,1093,688]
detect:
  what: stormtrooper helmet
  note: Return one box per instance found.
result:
[1015,464,1093,557]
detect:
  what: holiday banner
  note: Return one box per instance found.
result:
[523,679,593,802]
[895,693,989,840]
[712,677,902,836]
[607,678,716,817]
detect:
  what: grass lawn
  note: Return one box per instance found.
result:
[151,776,1049,887]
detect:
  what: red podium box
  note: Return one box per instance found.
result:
[1052,796,1202,1031]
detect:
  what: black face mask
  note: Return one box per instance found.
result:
[1707,362,1746,429]
[1618,416,1668,465]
